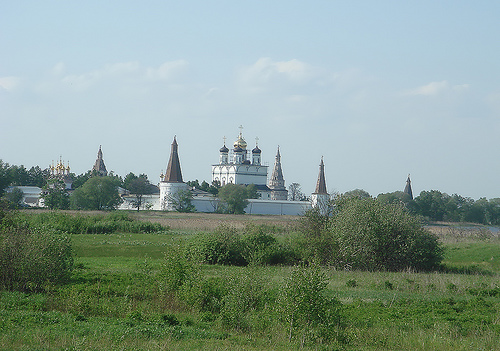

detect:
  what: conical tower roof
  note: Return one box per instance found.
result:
[313,157,328,194]
[404,174,413,200]
[164,136,183,183]
[92,145,108,176]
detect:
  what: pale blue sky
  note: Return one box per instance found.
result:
[2,1,500,199]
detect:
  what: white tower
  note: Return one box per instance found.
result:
[159,136,189,211]
[311,157,329,212]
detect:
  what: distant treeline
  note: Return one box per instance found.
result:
[376,190,500,225]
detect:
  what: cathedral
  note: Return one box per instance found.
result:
[211,127,288,200]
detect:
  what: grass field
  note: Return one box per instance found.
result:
[1,211,500,350]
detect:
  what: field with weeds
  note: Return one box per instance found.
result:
[1,210,500,350]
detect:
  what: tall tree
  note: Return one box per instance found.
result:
[0,160,11,197]
[217,184,255,214]
[127,176,153,211]
[4,187,24,208]
[70,176,122,210]
[41,179,70,210]
[288,182,305,201]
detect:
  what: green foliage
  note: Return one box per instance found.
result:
[193,225,247,266]
[169,189,195,213]
[186,179,220,195]
[220,270,273,331]
[3,187,24,208]
[217,183,254,214]
[0,215,73,292]
[330,196,444,271]
[41,179,70,210]
[278,264,345,346]
[191,224,298,266]
[300,196,444,271]
[242,224,299,265]
[70,176,122,210]
[0,160,11,197]
[125,175,153,212]
[21,211,165,234]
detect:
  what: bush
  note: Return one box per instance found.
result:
[220,270,275,331]
[242,225,299,265]
[278,264,345,346]
[21,212,166,234]
[0,223,73,292]
[301,196,444,271]
[193,225,247,266]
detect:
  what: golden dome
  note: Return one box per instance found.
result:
[233,132,247,149]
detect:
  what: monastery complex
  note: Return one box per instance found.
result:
[126,128,330,215]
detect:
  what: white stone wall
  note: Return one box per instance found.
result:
[119,193,311,216]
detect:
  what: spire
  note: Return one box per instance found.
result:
[269,147,284,186]
[404,174,413,200]
[92,145,108,176]
[314,157,328,194]
[269,146,288,200]
[164,136,183,183]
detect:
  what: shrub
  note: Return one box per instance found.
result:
[194,225,247,266]
[300,196,444,271]
[278,264,345,346]
[0,224,73,292]
[220,270,273,331]
[242,225,299,265]
[21,211,166,234]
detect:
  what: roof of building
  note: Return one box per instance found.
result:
[404,174,413,200]
[92,146,108,176]
[313,157,328,194]
[164,136,184,183]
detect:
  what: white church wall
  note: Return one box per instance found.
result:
[119,194,310,216]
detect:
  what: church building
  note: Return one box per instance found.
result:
[211,127,288,200]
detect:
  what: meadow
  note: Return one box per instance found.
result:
[1,211,500,350]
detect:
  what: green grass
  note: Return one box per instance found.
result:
[2,217,500,350]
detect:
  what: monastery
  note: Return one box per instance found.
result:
[122,129,330,215]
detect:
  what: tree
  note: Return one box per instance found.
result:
[27,166,48,187]
[343,189,371,199]
[288,182,306,201]
[377,191,413,206]
[8,165,30,186]
[169,189,195,213]
[41,179,70,210]
[4,187,24,208]
[70,176,122,210]
[72,171,92,189]
[186,179,221,196]
[124,174,153,212]
[217,184,255,214]
[0,160,12,197]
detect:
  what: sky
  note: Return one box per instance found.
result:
[2,1,500,199]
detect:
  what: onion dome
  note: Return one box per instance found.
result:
[220,144,229,153]
[233,134,247,149]
[252,146,261,154]
[234,146,243,153]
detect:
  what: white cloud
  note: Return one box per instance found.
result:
[405,80,469,96]
[238,57,316,90]
[0,76,21,91]
[146,60,189,80]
